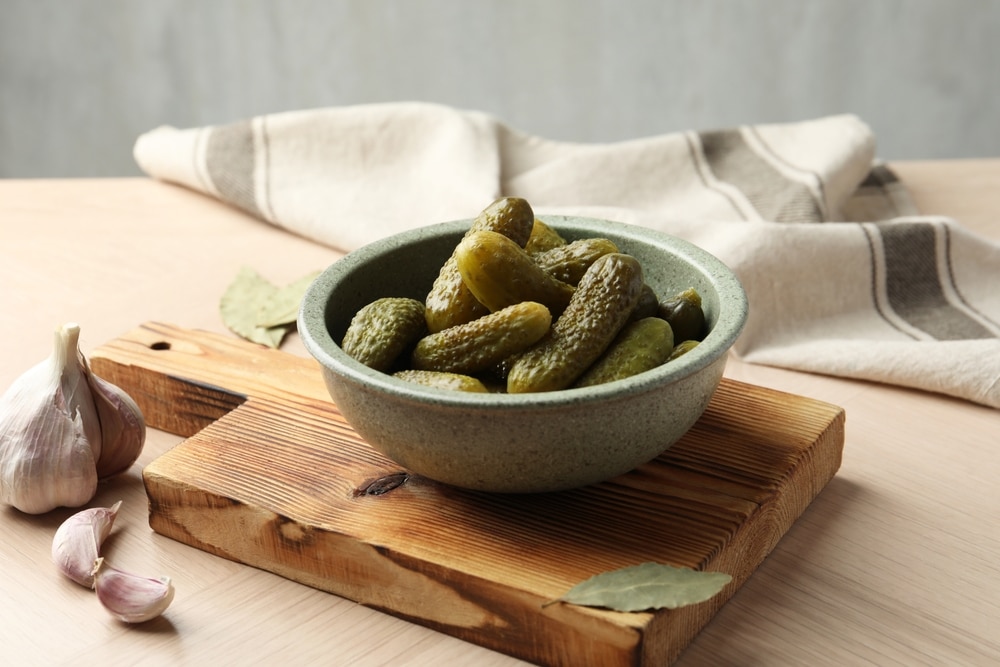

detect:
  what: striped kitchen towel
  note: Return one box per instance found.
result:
[133,102,1000,408]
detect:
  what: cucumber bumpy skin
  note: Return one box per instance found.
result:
[574,317,675,388]
[424,197,535,333]
[524,218,567,255]
[507,253,645,393]
[531,237,619,286]
[341,297,428,372]
[455,230,575,316]
[392,369,489,393]
[411,301,552,375]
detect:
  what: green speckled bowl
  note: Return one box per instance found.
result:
[299,216,747,493]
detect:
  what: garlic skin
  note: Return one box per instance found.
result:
[51,501,123,587]
[0,322,145,514]
[88,373,145,479]
[92,558,175,623]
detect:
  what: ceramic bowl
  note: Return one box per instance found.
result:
[298,215,747,493]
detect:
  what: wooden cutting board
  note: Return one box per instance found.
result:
[90,322,845,667]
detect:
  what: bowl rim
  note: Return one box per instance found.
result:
[298,215,748,409]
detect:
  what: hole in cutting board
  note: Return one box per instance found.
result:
[150,341,171,350]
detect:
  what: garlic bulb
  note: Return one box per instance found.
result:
[92,558,176,623]
[0,323,145,514]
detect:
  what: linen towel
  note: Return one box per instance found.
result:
[134,102,1000,408]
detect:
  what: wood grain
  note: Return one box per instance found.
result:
[89,322,845,667]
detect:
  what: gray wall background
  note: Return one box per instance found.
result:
[2,0,998,178]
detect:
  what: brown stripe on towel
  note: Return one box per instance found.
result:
[877,221,996,340]
[205,120,262,218]
[699,129,824,222]
[841,162,919,221]
[861,163,900,188]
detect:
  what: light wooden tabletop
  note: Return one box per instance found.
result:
[1,162,998,666]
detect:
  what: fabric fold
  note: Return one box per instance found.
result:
[133,102,1000,408]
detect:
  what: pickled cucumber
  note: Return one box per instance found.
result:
[507,253,644,393]
[532,237,619,286]
[658,288,706,342]
[455,230,575,316]
[574,317,674,387]
[342,197,711,393]
[424,197,535,333]
[341,297,427,372]
[667,339,700,361]
[392,369,489,393]
[411,301,552,375]
[629,283,660,321]
[524,219,567,255]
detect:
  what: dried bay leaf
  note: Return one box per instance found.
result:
[220,266,318,348]
[257,270,322,328]
[546,562,732,612]
[220,267,288,347]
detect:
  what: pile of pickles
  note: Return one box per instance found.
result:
[340,198,706,393]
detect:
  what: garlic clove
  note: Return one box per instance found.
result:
[92,558,175,623]
[0,323,103,513]
[87,373,145,479]
[51,501,123,588]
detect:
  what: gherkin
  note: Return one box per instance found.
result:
[411,301,552,375]
[507,253,644,393]
[524,218,567,255]
[341,297,427,372]
[454,231,575,316]
[424,197,535,333]
[392,370,489,393]
[531,237,619,286]
[575,317,675,387]
[657,288,706,343]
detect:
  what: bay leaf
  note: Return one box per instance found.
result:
[257,270,321,328]
[547,562,731,612]
[220,266,318,348]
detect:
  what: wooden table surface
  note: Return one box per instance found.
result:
[1,162,998,666]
